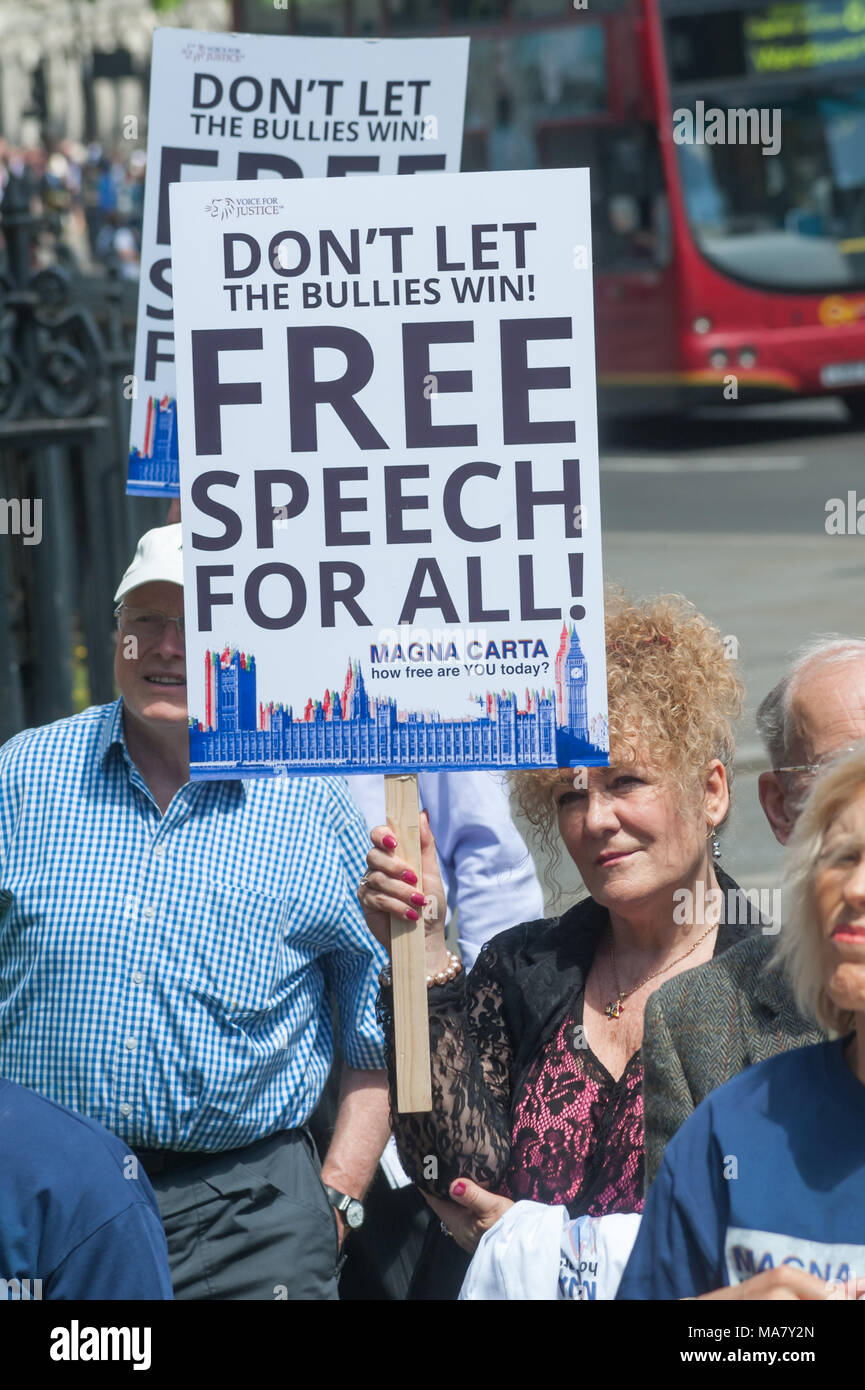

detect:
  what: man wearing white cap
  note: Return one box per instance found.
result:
[0,524,390,1300]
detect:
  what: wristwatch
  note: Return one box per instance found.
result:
[323,1184,365,1231]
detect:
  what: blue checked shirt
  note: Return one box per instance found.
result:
[0,700,388,1152]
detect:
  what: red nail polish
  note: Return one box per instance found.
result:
[402,869,418,885]
[410,892,425,906]
[452,1181,466,1196]
[405,908,419,921]
[382,834,397,849]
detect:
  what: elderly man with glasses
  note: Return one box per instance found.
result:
[0,525,390,1300]
[640,636,865,1184]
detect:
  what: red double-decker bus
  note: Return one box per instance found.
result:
[235,0,865,417]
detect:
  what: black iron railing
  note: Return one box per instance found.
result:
[0,174,164,742]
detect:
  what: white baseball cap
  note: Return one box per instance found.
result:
[114,524,184,603]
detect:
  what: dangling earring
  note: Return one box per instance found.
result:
[710,823,722,860]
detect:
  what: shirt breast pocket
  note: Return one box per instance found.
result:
[182,882,288,1020]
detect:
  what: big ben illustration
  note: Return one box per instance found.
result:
[555,624,593,762]
[565,628,588,738]
[554,624,589,738]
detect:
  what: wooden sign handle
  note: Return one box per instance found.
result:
[385,772,432,1113]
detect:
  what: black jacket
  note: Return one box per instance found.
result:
[396,867,762,1299]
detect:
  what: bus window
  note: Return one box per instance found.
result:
[463,25,608,143]
[665,10,748,84]
[594,125,670,269]
[489,94,540,170]
[672,91,865,290]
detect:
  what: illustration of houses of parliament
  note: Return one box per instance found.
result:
[128,396,178,491]
[189,624,608,775]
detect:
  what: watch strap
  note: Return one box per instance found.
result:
[323,1184,363,1220]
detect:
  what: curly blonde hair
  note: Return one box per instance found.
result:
[511,589,744,888]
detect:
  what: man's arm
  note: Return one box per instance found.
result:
[641,987,697,1188]
[319,1063,390,1242]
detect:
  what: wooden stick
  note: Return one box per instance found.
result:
[385,772,432,1112]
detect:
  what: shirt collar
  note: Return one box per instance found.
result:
[97,698,128,768]
[97,699,246,802]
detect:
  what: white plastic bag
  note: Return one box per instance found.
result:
[459,1201,641,1301]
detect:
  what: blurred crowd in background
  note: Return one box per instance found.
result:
[0,137,145,280]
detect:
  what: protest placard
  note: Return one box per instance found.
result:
[171,167,609,780]
[127,26,469,497]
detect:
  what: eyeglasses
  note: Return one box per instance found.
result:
[774,747,859,779]
[114,605,185,642]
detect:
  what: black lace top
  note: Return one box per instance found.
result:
[378,935,515,1197]
[377,876,758,1214]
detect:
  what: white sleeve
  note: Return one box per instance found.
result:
[418,772,544,969]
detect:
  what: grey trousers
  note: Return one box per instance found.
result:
[147,1129,342,1301]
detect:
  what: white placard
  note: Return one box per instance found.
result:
[128,26,469,496]
[171,167,609,777]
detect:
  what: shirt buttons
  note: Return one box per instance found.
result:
[125,1035,137,1051]
[153,845,166,859]
[143,906,155,920]
[132,971,144,985]
[120,1103,132,1116]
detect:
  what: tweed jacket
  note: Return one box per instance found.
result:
[642,931,826,1187]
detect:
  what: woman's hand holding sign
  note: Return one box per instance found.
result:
[358,810,449,977]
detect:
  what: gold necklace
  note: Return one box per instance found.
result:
[604,921,718,1020]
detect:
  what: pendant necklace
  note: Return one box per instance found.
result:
[605,921,718,1020]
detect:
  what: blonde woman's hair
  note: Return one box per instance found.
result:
[511,589,744,890]
[773,741,865,1034]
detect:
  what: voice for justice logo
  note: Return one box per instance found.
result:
[181,42,244,64]
[205,196,284,220]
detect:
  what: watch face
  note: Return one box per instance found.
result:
[345,1200,364,1230]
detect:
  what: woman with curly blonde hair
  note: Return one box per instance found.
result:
[359,590,760,1294]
